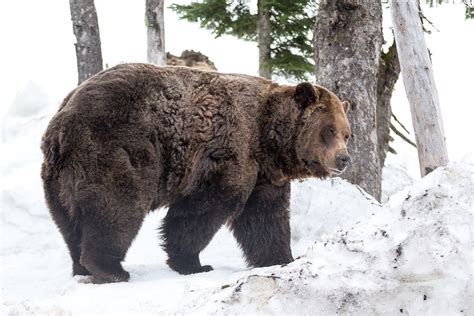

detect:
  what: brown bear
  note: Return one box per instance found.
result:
[41,63,351,283]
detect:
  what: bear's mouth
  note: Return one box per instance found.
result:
[303,159,328,177]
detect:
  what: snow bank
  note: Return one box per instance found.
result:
[2,150,471,315]
[290,177,381,254]
[1,87,472,314]
[1,81,52,142]
[184,162,473,315]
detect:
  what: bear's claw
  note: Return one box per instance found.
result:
[173,264,214,275]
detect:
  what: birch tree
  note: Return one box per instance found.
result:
[69,0,103,84]
[314,0,383,200]
[391,0,448,176]
[146,0,166,65]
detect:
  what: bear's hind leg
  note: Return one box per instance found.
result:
[229,182,294,267]
[42,177,90,276]
[78,198,145,284]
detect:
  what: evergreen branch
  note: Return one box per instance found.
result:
[170,0,316,80]
[390,123,417,148]
[391,113,411,135]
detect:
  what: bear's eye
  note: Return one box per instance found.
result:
[324,127,335,135]
[322,126,336,144]
[344,134,350,141]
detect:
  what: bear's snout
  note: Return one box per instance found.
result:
[335,153,351,171]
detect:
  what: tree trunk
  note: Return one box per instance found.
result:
[146,0,166,66]
[257,0,272,79]
[314,0,383,201]
[391,0,448,176]
[69,0,103,84]
[377,40,401,167]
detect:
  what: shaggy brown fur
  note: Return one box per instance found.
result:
[41,63,351,283]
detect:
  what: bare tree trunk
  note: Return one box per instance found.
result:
[146,0,166,66]
[377,40,401,167]
[69,0,103,84]
[391,0,448,176]
[314,0,383,200]
[257,0,272,79]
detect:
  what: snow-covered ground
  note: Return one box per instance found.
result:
[2,106,472,314]
[1,1,473,315]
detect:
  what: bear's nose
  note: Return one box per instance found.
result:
[336,154,351,170]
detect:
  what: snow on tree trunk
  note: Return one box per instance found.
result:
[69,0,103,84]
[391,0,448,176]
[257,0,271,79]
[314,0,383,201]
[146,0,166,66]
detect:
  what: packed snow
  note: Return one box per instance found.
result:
[1,1,473,315]
[192,161,473,315]
[1,78,472,315]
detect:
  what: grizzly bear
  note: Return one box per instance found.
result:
[41,63,351,283]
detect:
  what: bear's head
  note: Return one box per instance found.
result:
[293,82,351,178]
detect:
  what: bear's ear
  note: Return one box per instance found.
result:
[341,100,350,113]
[294,82,318,109]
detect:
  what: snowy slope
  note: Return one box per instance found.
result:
[190,162,473,315]
[1,88,472,314]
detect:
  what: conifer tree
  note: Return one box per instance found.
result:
[170,0,315,80]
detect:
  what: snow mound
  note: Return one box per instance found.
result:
[1,81,50,142]
[381,162,417,202]
[1,94,471,314]
[290,177,381,254]
[186,162,473,315]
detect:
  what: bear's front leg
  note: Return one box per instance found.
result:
[229,181,294,267]
[161,201,223,275]
[161,179,252,275]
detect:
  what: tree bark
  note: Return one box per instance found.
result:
[146,0,166,66]
[391,0,448,176]
[69,0,103,84]
[377,40,401,167]
[257,0,272,79]
[314,0,383,200]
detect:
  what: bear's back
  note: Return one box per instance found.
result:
[42,64,272,197]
